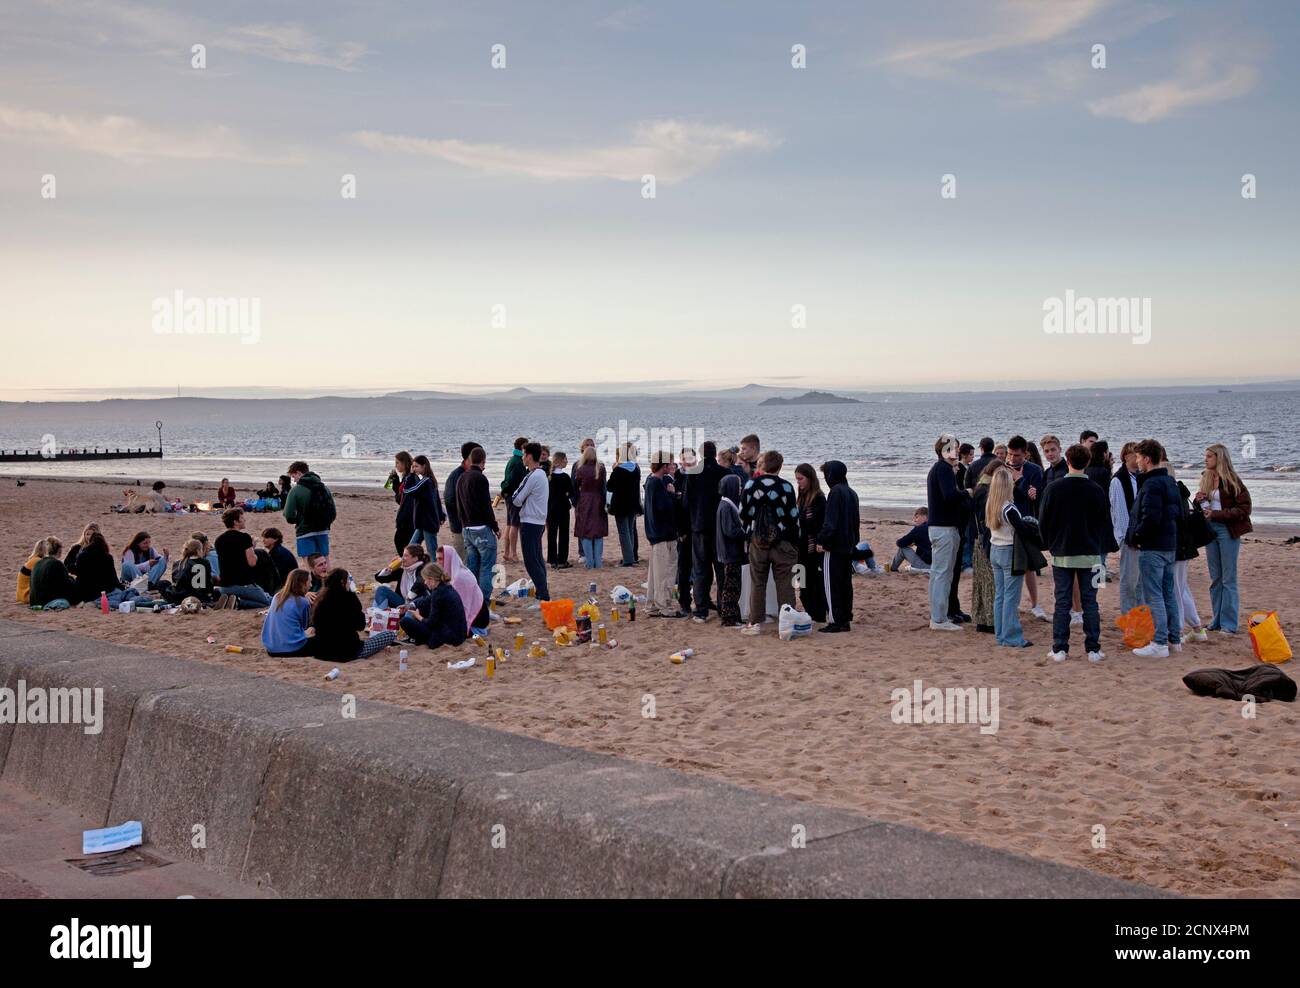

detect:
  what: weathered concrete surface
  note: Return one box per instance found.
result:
[0,619,1170,898]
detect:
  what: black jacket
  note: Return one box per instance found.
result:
[310,590,368,661]
[29,557,78,607]
[72,545,123,602]
[166,557,218,603]
[643,473,678,543]
[685,456,728,534]
[398,474,443,533]
[926,458,970,527]
[547,471,574,521]
[816,461,860,554]
[1038,474,1110,558]
[715,475,747,564]
[607,464,643,517]
[455,466,498,534]
[1126,468,1180,551]
[966,452,996,490]
[444,465,466,533]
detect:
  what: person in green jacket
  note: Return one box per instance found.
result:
[283,460,337,561]
[500,437,528,563]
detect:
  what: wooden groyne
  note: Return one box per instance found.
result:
[0,420,163,464]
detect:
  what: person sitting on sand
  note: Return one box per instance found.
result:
[190,531,219,581]
[121,531,170,590]
[217,478,238,508]
[64,524,99,576]
[436,544,486,634]
[373,544,430,609]
[17,537,47,605]
[305,553,330,602]
[29,538,78,609]
[72,532,150,608]
[165,539,218,605]
[214,508,273,610]
[261,527,298,588]
[258,480,280,500]
[891,507,932,573]
[310,567,396,662]
[115,481,172,513]
[261,569,316,657]
[398,562,468,649]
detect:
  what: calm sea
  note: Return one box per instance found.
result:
[2,391,1298,522]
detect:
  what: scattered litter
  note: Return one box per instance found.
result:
[224,645,243,654]
[324,667,340,681]
[83,820,142,855]
[670,648,695,664]
[503,616,522,625]
[447,657,476,670]
[205,635,216,645]
[609,585,634,604]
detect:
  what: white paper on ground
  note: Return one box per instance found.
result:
[447,657,476,670]
[83,820,143,855]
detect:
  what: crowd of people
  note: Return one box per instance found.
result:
[16,429,1253,665]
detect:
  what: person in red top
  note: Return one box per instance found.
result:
[217,478,238,508]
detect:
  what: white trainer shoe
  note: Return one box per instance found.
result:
[929,620,962,632]
[1069,610,1083,626]
[1087,650,1105,663]
[1183,628,1208,643]
[1048,650,1068,662]
[1030,605,1049,621]
[1133,643,1170,658]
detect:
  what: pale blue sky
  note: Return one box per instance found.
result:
[2,0,1296,397]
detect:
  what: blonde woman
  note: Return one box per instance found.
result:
[573,444,608,568]
[64,523,100,576]
[1194,443,1252,634]
[17,538,48,604]
[985,465,1035,649]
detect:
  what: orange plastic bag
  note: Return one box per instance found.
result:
[1249,611,1292,664]
[1116,606,1155,649]
[540,599,576,631]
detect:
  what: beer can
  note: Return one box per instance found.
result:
[486,656,495,678]
[225,645,243,654]
[598,623,607,644]
[514,631,525,651]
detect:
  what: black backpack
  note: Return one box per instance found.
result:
[752,496,781,550]
[304,477,336,531]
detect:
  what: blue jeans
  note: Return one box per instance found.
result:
[1138,549,1180,645]
[1053,566,1100,653]
[519,522,549,600]
[1118,544,1145,613]
[409,528,438,559]
[106,588,155,609]
[463,526,498,602]
[373,585,404,608]
[295,532,330,558]
[1204,521,1241,633]
[928,526,960,623]
[614,513,638,565]
[219,583,272,609]
[206,549,221,580]
[580,537,604,568]
[990,544,1027,646]
[121,556,168,586]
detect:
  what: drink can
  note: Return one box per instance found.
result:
[514,631,525,651]
[598,623,607,644]
[399,649,409,671]
[225,645,243,654]
[588,581,597,594]
[486,656,495,678]
[325,667,340,680]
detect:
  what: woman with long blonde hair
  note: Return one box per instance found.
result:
[1193,443,1252,634]
[985,465,1035,649]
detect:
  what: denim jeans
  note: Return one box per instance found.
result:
[1174,560,1202,629]
[1052,566,1100,653]
[1204,521,1241,633]
[463,526,498,602]
[891,547,930,572]
[990,544,1026,647]
[929,526,960,623]
[206,549,221,581]
[580,537,604,568]
[219,583,272,609]
[408,528,438,560]
[121,556,168,586]
[519,522,549,600]
[295,532,330,558]
[614,513,639,565]
[373,585,404,609]
[1118,544,1145,613]
[1138,549,1180,645]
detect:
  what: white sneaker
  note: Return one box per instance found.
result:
[1048,649,1068,662]
[1133,643,1170,658]
[1170,643,1183,654]
[1030,605,1049,621]
[740,624,761,636]
[929,620,962,632]
[1184,628,1208,643]
[1087,650,1105,663]
[1069,610,1083,626]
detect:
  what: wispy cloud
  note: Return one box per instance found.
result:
[350,120,778,183]
[0,104,282,162]
[217,23,368,70]
[1088,52,1259,122]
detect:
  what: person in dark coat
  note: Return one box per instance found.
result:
[794,463,827,622]
[573,447,608,567]
[1125,440,1182,654]
[673,450,695,612]
[684,441,727,620]
[399,563,468,649]
[715,473,746,626]
[816,460,860,632]
[607,443,643,566]
[398,455,444,560]
[547,451,574,568]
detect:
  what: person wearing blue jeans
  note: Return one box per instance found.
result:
[121,553,168,587]
[512,443,551,600]
[925,435,972,630]
[581,537,604,568]
[989,543,1027,647]
[1138,549,1180,647]
[374,585,404,608]
[1194,443,1253,635]
[463,525,498,604]
[455,447,501,605]
[1125,440,1182,657]
[1204,521,1241,633]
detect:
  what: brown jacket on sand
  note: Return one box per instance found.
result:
[1207,481,1252,539]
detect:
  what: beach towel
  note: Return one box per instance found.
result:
[441,545,483,634]
[1182,665,1295,702]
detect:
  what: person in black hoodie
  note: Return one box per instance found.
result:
[684,441,727,621]
[673,449,695,613]
[398,563,468,649]
[547,451,574,568]
[455,446,499,604]
[643,451,681,616]
[390,451,415,553]
[1125,439,1182,656]
[816,460,859,632]
[926,434,972,631]
[793,463,827,622]
[607,442,643,566]
[443,442,480,562]
[715,473,747,626]
[399,455,444,559]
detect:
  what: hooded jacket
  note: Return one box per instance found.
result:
[643,470,678,544]
[816,461,860,554]
[397,474,444,533]
[1126,467,1180,551]
[283,472,334,537]
[685,455,728,535]
[715,474,747,564]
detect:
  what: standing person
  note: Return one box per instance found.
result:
[398,562,468,649]
[956,444,975,571]
[1168,461,1208,644]
[573,445,608,568]
[283,461,336,562]
[739,450,800,635]
[715,474,746,627]
[390,451,415,554]
[1195,443,1252,635]
[685,441,727,622]
[310,568,397,662]
[512,442,550,600]
[1080,430,1099,448]
[214,508,273,610]
[793,463,827,622]
[399,455,444,559]
[1085,441,1118,578]
[1039,443,1109,663]
[1005,436,1046,620]
[1126,440,1181,657]
[643,450,681,617]
[816,460,859,633]
[891,508,932,573]
[737,434,761,477]
[985,465,1035,649]
[1109,441,1145,613]
[444,442,480,562]
[966,438,996,490]
[1040,435,1069,487]
[673,449,695,612]
[607,442,643,567]
[969,472,996,633]
[546,451,574,569]
[571,438,596,564]
[926,434,971,632]
[456,446,499,604]
[216,478,238,508]
[500,437,528,563]
[261,570,316,657]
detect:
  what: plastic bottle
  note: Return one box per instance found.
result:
[399,649,409,671]
[100,591,109,615]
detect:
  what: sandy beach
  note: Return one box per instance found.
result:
[4,475,1298,897]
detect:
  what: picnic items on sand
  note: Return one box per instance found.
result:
[1248,611,1293,664]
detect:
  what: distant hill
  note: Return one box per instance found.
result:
[759,390,863,407]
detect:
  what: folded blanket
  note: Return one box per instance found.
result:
[1182,665,1296,702]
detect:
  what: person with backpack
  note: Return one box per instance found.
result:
[500,437,529,563]
[816,460,860,633]
[1125,440,1182,658]
[739,450,800,635]
[284,461,336,561]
